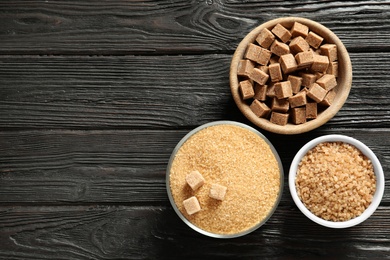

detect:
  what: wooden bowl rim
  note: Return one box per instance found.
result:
[230,17,352,135]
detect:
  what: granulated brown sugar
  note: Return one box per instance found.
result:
[296,142,376,222]
[169,124,281,235]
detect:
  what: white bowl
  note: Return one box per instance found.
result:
[289,134,384,228]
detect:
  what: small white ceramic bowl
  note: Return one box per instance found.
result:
[289,134,384,228]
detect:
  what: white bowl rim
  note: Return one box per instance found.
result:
[289,134,385,228]
[166,120,284,238]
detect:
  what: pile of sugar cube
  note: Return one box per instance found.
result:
[182,170,227,215]
[237,21,338,125]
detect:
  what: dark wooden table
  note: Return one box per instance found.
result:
[1,1,389,259]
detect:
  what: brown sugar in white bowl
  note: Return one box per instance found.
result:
[166,121,284,238]
[230,17,352,134]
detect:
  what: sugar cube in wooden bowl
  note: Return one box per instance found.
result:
[230,17,352,134]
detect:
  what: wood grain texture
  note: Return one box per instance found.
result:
[0,0,389,55]
[1,129,389,204]
[1,0,389,258]
[0,52,389,130]
[0,205,390,259]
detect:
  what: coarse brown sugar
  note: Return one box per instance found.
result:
[169,124,281,235]
[295,142,376,222]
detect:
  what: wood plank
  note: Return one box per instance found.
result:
[0,53,389,130]
[0,129,389,204]
[0,205,389,259]
[0,1,389,54]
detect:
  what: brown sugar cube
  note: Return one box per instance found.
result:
[306,102,317,119]
[271,97,289,113]
[250,99,271,118]
[256,28,275,49]
[279,54,298,74]
[266,83,276,98]
[307,83,328,102]
[245,43,271,65]
[183,196,201,215]
[270,112,289,126]
[270,40,290,57]
[290,22,309,38]
[271,23,292,43]
[268,63,283,82]
[209,183,227,201]
[316,74,337,91]
[295,51,314,69]
[301,73,317,87]
[259,48,272,65]
[289,90,307,108]
[305,31,324,49]
[311,55,329,73]
[320,89,337,106]
[291,107,306,124]
[275,81,293,99]
[320,44,338,62]
[237,59,255,77]
[253,83,267,101]
[327,61,338,77]
[239,80,254,100]
[186,170,205,191]
[288,75,303,94]
[249,68,269,85]
[289,36,310,54]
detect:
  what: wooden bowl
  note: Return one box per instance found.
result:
[230,17,352,134]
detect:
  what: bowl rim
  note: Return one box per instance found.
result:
[288,134,385,228]
[230,17,353,134]
[166,120,284,238]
